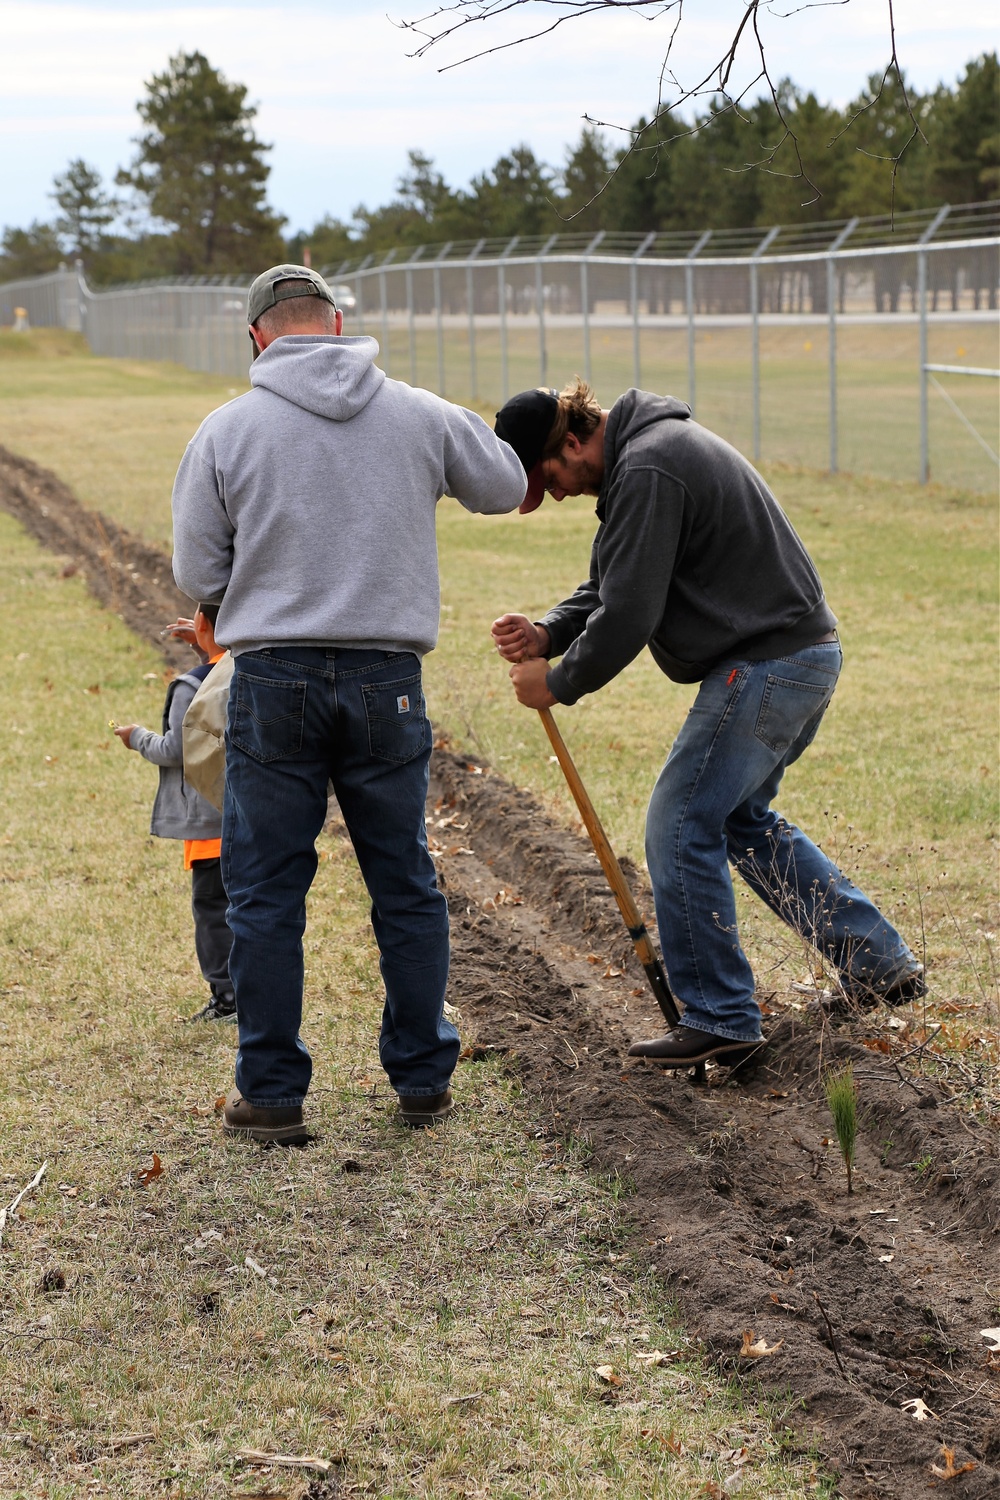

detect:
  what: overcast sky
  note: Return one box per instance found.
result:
[1,0,995,237]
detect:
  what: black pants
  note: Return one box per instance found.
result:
[191,857,234,1001]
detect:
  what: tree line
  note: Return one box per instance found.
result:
[2,49,997,287]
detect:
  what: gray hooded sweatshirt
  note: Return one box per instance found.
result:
[171,335,526,657]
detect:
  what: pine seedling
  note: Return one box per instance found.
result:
[824,1064,859,1194]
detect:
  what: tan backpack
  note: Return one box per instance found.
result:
[181,652,234,811]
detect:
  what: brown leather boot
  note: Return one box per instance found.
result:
[396,1088,454,1128]
[628,1025,764,1068]
[222,1090,309,1145]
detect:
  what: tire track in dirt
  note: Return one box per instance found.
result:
[3,445,997,1499]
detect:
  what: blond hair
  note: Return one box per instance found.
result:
[542,376,602,458]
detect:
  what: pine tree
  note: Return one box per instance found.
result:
[50,159,118,260]
[116,50,286,274]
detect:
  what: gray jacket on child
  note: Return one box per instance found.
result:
[130,667,222,841]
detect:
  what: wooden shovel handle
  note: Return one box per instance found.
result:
[538,707,680,1027]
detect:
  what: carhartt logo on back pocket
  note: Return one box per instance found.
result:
[396,694,410,713]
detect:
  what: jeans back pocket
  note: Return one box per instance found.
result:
[363,673,429,764]
[754,673,833,755]
[231,673,306,763]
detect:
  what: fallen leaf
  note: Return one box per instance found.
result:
[740,1329,784,1358]
[930,1444,977,1480]
[902,1397,937,1421]
[136,1155,162,1186]
[980,1328,1000,1351]
[84,683,101,694]
[244,1256,268,1277]
[592,1364,622,1386]
[879,1253,895,1264]
[634,1349,677,1366]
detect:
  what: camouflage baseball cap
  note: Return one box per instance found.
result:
[247,264,338,325]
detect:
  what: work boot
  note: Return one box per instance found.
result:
[628,1025,764,1069]
[396,1088,454,1128]
[835,964,927,1014]
[222,1090,309,1145]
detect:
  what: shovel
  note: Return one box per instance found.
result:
[537,707,680,1028]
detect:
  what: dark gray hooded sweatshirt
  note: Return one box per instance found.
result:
[543,390,836,703]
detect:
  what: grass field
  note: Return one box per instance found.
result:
[0,515,828,1497]
[0,329,997,1069]
[0,326,995,1496]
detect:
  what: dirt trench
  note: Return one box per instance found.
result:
[2,443,998,1500]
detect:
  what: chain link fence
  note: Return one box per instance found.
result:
[3,202,998,490]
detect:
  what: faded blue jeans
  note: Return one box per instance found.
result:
[645,641,920,1041]
[222,647,456,1106]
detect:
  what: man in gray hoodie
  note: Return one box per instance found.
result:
[492,379,925,1069]
[172,265,526,1142]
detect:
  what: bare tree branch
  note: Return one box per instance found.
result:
[394,0,923,220]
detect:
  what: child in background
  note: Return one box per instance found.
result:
[114,604,235,1022]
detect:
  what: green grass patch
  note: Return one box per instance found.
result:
[1,338,996,1066]
[0,330,249,551]
[0,514,826,1496]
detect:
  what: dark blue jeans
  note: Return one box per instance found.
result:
[221,648,456,1107]
[645,642,920,1041]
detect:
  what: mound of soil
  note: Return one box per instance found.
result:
[3,445,997,1499]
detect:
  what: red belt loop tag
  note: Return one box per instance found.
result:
[726,668,739,687]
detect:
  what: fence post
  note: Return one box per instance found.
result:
[580,258,590,383]
[751,227,780,463]
[498,263,507,404]
[379,267,390,376]
[537,234,557,387]
[918,246,929,483]
[580,231,605,387]
[498,237,518,405]
[918,206,952,483]
[434,247,450,397]
[826,218,858,473]
[685,231,711,416]
[355,273,365,337]
[631,231,656,390]
[406,266,417,386]
[467,239,484,402]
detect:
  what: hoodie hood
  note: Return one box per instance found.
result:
[605,388,691,458]
[250,334,386,422]
[597,388,691,518]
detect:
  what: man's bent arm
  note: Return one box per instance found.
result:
[442,407,526,514]
[172,441,234,604]
[546,466,683,705]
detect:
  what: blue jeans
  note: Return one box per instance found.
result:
[645,642,919,1041]
[221,647,456,1107]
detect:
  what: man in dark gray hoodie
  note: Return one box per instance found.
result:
[492,379,924,1068]
[172,265,526,1142]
